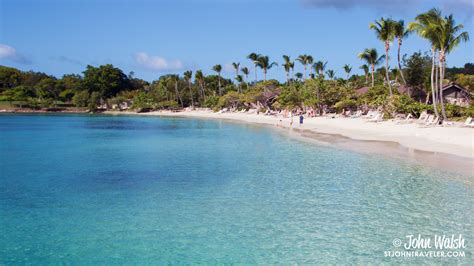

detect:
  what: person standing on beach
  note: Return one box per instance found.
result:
[299,114,304,125]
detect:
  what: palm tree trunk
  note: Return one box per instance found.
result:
[264,69,267,81]
[439,50,447,121]
[218,74,222,96]
[385,41,392,95]
[202,82,206,100]
[286,71,289,85]
[254,65,258,83]
[371,64,375,87]
[430,48,439,118]
[188,81,194,107]
[434,61,438,102]
[397,38,407,85]
[175,82,183,108]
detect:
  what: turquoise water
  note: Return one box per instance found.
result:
[0,114,472,264]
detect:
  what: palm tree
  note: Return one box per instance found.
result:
[313,61,327,78]
[296,54,313,80]
[195,70,206,100]
[409,8,444,118]
[370,18,396,95]
[256,55,278,81]
[360,64,369,84]
[212,64,222,96]
[183,70,194,107]
[436,14,469,121]
[343,64,352,79]
[236,75,243,92]
[232,62,240,79]
[295,72,303,81]
[247,53,260,82]
[326,70,335,81]
[282,55,292,83]
[170,75,183,108]
[358,48,385,87]
[289,61,295,80]
[393,20,410,85]
[241,67,250,82]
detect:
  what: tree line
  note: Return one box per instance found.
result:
[0,8,472,120]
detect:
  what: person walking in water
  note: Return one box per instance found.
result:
[299,114,304,125]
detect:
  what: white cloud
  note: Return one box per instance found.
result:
[132,52,184,71]
[0,44,31,64]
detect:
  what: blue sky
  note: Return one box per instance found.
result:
[0,0,472,82]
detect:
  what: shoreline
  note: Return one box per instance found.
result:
[104,110,474,177]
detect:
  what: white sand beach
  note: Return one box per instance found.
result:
[106,110,474,160]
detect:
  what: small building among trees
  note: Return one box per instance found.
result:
[442,82,471,107]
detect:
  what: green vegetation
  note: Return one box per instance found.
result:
[0,8,471,119]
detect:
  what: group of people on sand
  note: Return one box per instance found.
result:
[277,109,305,128]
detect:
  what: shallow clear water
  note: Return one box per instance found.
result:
[1,114,472,264]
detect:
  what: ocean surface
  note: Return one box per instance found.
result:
[1,114,472,264]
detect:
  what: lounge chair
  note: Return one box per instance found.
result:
[368,112,383,122]
[351,110,362,118]
[363,110,378,119]
[396,114,414,124]
[463,117,474,128]
[420,115,440,127]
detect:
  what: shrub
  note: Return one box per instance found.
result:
[203,95,219,108]
[462,105,474,117]
[444,104,463,118]
[131,92,157,110]
[216,91,242,110]
[72,90,90,107]
[334,98,357,112]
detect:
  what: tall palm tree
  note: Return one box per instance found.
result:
[296,54,313,80]
[170,75,183,108]
[409,8,444,118]
[282,55,292,83]
[232,62,240,79]
[393,20,410,85]
[256,55,278,81]
[343,64,352,79]
[370,18,396,95]
[360,64,369,85]
[183,70,194,107]
[289,61,295,79]
[212,64,222,96]
[314,61,327,78]
[358,48,385,87]
[241,67,250,82]
[195,70,206,100]
[247,53,260,82]
[436,14,469,121]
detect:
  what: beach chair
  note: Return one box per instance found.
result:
[368,112,383,122]
[396,114,414,124]
[351,110,362,118]
[463,117,474,128]
[424,115,434,124]
[418,111,428,121]
[419,115,439,127]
